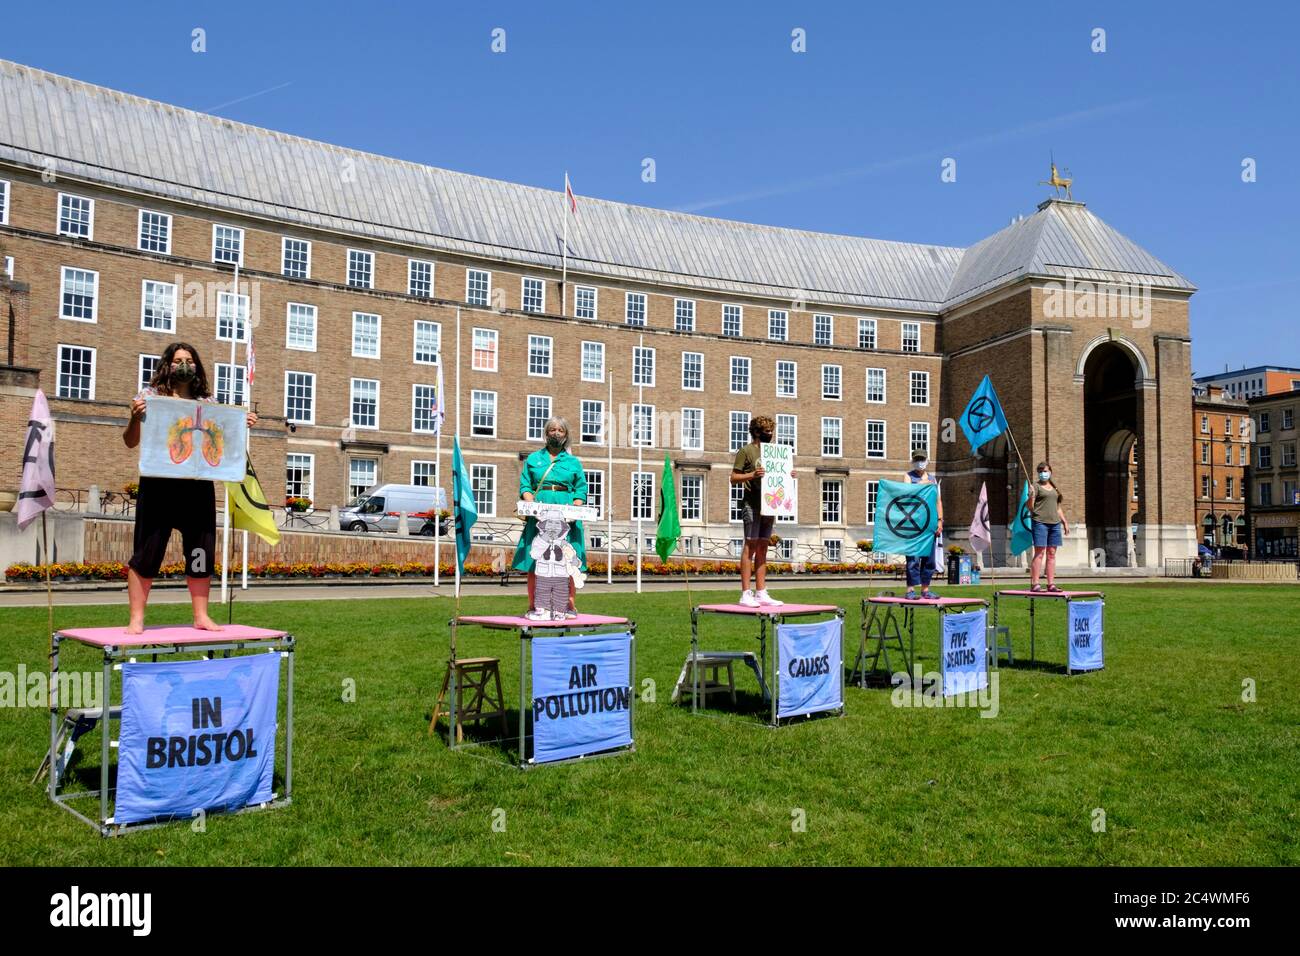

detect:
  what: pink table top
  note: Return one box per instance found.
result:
[867,596,988,608]
[997,590,1103,599]
[57,624,289,648]
[457,613,629,629]
[696,603,839,616]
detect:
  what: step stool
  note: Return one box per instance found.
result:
[33,706,122,786]
[429,658,509,742]
[990,625,1013,665]
[671,651,769,705]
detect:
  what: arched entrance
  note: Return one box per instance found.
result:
[1083,342,1143,566]
[977,434,1014,566]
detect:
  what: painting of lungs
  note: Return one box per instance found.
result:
[139,395,247,482]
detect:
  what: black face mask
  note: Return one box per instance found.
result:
[170,361,196,383]
[546,435,564,451]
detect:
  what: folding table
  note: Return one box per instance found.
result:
[850,595,989,687]
[46,624,295,837]
[991,590,1106,673]
[447,613,635,768]
[687,603,843,726]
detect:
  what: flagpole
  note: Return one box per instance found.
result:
[561,172,569,317]
[241,274,252,592]
[221,261,239,605]
[434,353,442,589]
[42,511,54,712]
[606,370,613,585]
[636,334,643,595]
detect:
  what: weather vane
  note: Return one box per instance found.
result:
[1039,153,1073,199]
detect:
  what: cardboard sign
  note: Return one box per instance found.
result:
[139,395,247,482]
[759,442,796,517]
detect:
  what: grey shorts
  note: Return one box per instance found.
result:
[742,503,775,541]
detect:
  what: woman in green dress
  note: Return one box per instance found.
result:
[514,416,588,616]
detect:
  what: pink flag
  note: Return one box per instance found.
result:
[969,481,991,554]
[565,173,577,216]
[17,390,56,531]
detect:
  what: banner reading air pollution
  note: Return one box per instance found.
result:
[531,632,632,763]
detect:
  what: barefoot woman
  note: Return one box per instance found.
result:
[121,343,257,633]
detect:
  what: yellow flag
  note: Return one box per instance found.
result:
[225,458,281,546]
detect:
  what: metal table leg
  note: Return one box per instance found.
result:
[770,615,779,727]
[101,648,112,831]
[448,619,458,749]
[690,607,700,715]
[519,628,529,767]
[1030,598,1036,664]
[285,639,294,800]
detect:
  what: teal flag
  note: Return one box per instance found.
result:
[873,479,939,556]
[960,375,1010,454]
[452,437,478,574]
[1010,480,1033,556]
[655,453,680,562]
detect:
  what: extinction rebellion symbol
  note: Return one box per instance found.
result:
[1018,499,1032,531]
[965,396,996,433]
[885,494,932,540]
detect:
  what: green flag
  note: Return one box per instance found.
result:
[1010,480,1034,556]
[452,437,478,574]
[655,453,680,562]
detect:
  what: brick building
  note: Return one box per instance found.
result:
[1191,384,1250,549]
[1246,389,1300,558]
[1195,365,1300,400]
[0,60,1198,567]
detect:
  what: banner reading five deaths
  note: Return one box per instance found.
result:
[759,442,796,518]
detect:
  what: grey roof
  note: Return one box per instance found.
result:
[0,59,1193,313]
[945,200,1195,308]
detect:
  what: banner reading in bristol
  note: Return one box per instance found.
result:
[138,395,247,482]
[531,632,632,763]
[777,618,843,719]
[941,609,988,697]
[1068,600,1105,672]
[873,478,939,556]
[115,653,280,824]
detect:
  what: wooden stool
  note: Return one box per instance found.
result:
[429,658,508,741]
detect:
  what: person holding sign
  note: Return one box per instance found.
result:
[731,415,791,607]
[122,343,257,634]
[902,450,943,601]
[514,416,588,619]
[1028,461,1070,592]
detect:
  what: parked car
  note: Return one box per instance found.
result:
[340,484,448,533]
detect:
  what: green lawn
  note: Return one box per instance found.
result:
[1,583,1296,866]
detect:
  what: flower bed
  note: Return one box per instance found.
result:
[5,558,903,583]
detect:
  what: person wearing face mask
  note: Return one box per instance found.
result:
[731,415,790,607]
[514,416,588,619]
[902,449,943,600]
[122,342,258,634]
[1029,460,1069,592]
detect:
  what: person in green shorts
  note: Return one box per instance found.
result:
[513,416,587,619]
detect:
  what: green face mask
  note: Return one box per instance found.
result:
[171,361,196,382]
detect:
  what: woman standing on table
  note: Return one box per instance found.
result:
[902,449,943,601]
[1028,460,1069,592]
[122,342,257,634]
[513,416,587,620]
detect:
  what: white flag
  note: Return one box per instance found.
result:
[17,390,56,531]
[434,357,446,434]
[969,481,991,554]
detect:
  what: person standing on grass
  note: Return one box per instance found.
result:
[902,449,943,601]
[730,415,790,607]
[122,342,257,634]
[1029,460,1069,592]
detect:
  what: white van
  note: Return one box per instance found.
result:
[340,484,448,534]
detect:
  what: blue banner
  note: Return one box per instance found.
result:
[116,653,279,825]
[874,479,939,557]
[1010,481,1034,556]
[531,632,632,763]
[777,618,843,718]
[941,609,988,697]
[959,375,1010,454]
[1068,600,1105,672]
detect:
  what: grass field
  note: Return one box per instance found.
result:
[1,582,1296,866]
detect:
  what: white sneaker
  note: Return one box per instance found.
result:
[756,589,784,607]
[738,589,761,608]
[524,608,552,622]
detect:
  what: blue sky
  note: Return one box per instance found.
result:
[4,0,1297,374]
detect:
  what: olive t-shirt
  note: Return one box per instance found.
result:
[733,443,763,512]
[1030,483,1061,525]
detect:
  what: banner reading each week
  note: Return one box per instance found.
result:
[777,618,843,719]
[531,633,632,763]
[1068,600,1105,672]
[941,609,988,697]
[115,653,279,825]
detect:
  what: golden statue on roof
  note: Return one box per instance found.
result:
[1040,157,1073,199]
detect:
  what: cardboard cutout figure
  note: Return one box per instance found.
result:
[527,510,586,620]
